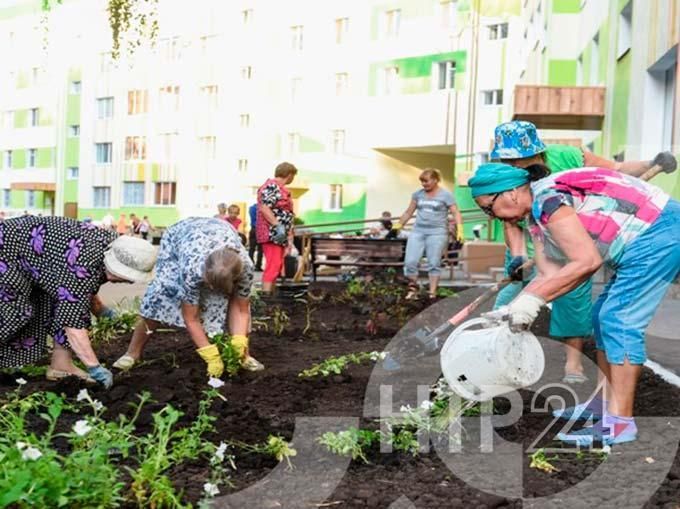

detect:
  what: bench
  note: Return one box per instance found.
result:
[309,237,407,281]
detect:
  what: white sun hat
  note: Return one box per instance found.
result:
[104,236,157,283]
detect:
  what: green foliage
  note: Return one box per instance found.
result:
[106,0,160,60]
[228,435,297,469]
[317,428,381,463]
[211,334,243,377]
[529,449,559,473]
[90,297,140,344]
[0,365,48,377]
[298,351,383,378]
[436,287,458,298]
[271,306,290,336]
[0,386,230,508]
[389,429,420,456]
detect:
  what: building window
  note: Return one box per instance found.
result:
[68,125,80,137]
[335,17,349,44]
[26,190,36,208]
[383,9,401,38]
[335,72,349,96]
[67,166,79,180]
[160,133,178,161]
[127,89,149,115]
[2,111,13,129]
[488,23,508,40]
[382,66,400,95]
[199,35,217,57]
[4,150,12,169]
[93,186,111,208]
[201,85,219,109]
[95,142,113,164]
[125,136,147,160]
[99,52,113,72]
[123,182,145,205]
[239,113,251,128]
[159,85,180,112]
[481,89,504,105]
[238,158,248,172]
[437,61,456,89]
[326,184,343,211]
[241,66,252,80]
[290,77,302,102]
[3,189,10,208]
[154,182,176,205]
[291,25,304,50]
[331,129,346,154]
[158,37,181,61]
[70,81,81,94]
[200,136,217,160]
[242,8,253,25]
[31,67,40,86]
[440,1,457,29]
[617,2,632,60]
[27,148,36,168]
[287,132,300,155]
[30,108,39,127]
[97,97,114,119]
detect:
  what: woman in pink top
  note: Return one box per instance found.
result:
[256,162,297,294]
[469,162,680,446]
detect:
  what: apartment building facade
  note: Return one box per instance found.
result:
[0,0,523,230]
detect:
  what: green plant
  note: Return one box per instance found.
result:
[529,449,559,473]
[271,306,290,336]
[211,334,242,377]
[90,298,140,344]
[0,365,48,377]
[436,287,458,298]
[298,351,384,378]
[295,298,317,336]
[317,428,381,463]
[390,429,420,456]
[227,435,297,469]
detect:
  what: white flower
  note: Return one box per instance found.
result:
[76,389,90,402]
[214,442,227,462]
[15,378,27,385]
[602,445,611,454]
[420,400,434,411]
[378,352,387,360]
[73,420,92,436]
[399,405,412,413]
[203,482,220,496]
[16,441,27,450]
[92,400,104,411]
[208,377,225,388]
[21,446,42,461]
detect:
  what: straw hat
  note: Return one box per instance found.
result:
[104,236,157,283]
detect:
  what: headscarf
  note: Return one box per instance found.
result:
[468,163,530,197]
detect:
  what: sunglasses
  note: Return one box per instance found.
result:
[479,192,503,218]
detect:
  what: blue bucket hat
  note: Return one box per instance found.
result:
[490,120,546,160]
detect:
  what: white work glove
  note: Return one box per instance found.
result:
[482,292,545,332]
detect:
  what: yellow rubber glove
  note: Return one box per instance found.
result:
[231,334,248,360]
[196,344,224,377]
[392,221,403,231]
[456,224,464,242]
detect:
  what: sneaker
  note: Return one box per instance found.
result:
[552,400,605,421]
[557,416,638,446]
[241,356,264,372]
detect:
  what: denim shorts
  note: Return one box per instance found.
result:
[593,199,680,365]
[403,229,448,277]
[495,248,593,338]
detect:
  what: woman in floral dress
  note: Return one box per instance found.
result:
[113,217,262,375]
[257,162,298,294]
[0,216,156,388]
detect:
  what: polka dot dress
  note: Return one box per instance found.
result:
[0,216,118,368]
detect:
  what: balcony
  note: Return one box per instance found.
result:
[513,85,606,130]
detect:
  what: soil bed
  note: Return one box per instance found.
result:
[1,282,679,508]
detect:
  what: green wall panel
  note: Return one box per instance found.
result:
[552,0,581,14]
[608,52,631,158]
[10,190,24,209]
[66,97,80,124]
[14,109,27,128]
[369,50,467,95]
[12,150,26,169]
[36,147,54,168]
[300,136,326,153]
[548,59,577,86]
[299,189,367,232]
[63,180,78,203]
[65,139,79,167]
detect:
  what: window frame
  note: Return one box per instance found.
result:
[92,186,111,208]
[154,181,177,205]
[95,142,113,164]
[122,181,146,206]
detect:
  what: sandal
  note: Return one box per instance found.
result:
[112,354,138,370]
[405,283,420,300]
[46,367,96,384]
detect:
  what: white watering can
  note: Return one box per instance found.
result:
[440,318,545,402]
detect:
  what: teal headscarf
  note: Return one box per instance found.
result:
[468,163,530,197]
